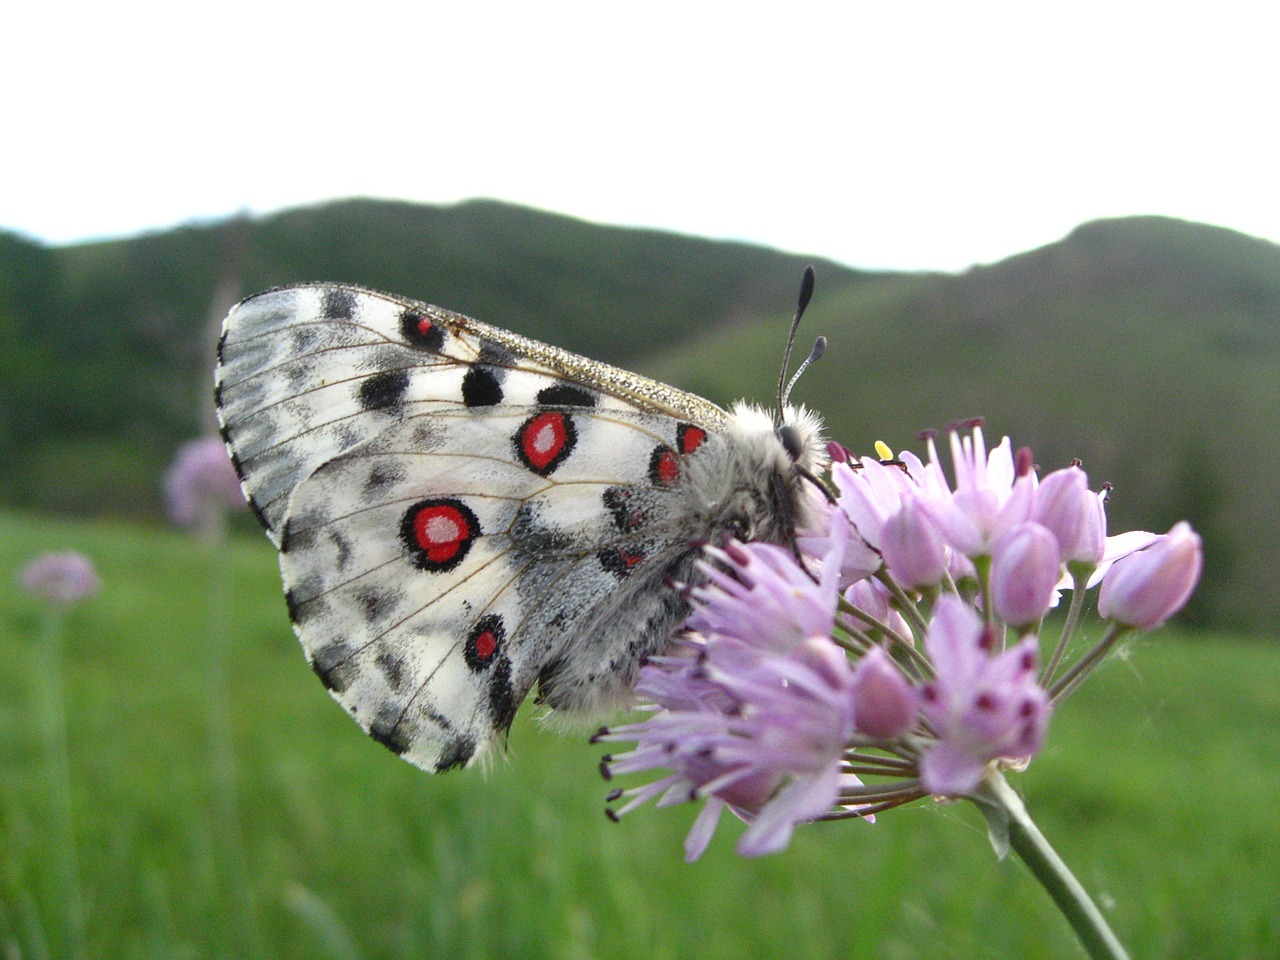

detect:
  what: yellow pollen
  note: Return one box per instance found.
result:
[874,440,894,461]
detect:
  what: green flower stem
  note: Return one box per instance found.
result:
[1048,622,1131,704]
[873,569,932,643]
[1041,570,1089,687]
[36,609,85,960]
[839,591,932,679]
[198,517,266,959]
[980,773,1130,960]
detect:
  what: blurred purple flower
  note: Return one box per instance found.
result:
[918,596,1051,796]
[164,437,246,528]
[797,501,881,588]
[842,578,913,644]
[19,552,101,607]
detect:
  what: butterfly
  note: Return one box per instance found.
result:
[215,274,829,772]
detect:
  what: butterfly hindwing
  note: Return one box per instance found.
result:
[216,284,725,771]
[278,406,710,770]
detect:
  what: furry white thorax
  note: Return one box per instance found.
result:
[676,401,829,544]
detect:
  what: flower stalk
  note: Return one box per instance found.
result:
[978,772,1131,960]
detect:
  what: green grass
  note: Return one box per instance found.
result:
[1,510,1276,959]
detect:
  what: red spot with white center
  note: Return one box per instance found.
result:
[515,412,576,476]
[401,498,480,572]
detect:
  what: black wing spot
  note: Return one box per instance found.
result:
[462,366,504,407]
[536,384,596,407]
[370,706,412,756]
[321,288,357,321]
[434,736,477,772]
[358,370,410,412]
[311,642,357,693]
[400,308,446,351]
[488,657,519,732]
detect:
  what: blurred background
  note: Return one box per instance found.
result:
[2,3,1277,958]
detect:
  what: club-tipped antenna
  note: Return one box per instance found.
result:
[776,266,816,416]
[782,336,826,407]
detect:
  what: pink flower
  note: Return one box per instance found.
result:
[878,500,948,590]
[917,427,1036,559]
[602,638,862,860]
[688,534,842,655]
[1032,465,1106,568]
[842,579,913,643]
[990,522,1062,629]
[851,646,918,739]
[797,502,881,588]
[1097,522,1203,630]
[830,457,915,552]
[19,552,101,606]
[918,596,1051,796]
[164,437,247,528]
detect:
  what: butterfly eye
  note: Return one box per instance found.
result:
[727,515,754,541]
[777,424,805,462]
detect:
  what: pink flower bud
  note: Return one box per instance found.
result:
[1097,522,1202,629]
[990,522,1062,629]
[879,502,947,589]
[851,646,918,739]
[1032,465,1105,566]
[843,579,913,643]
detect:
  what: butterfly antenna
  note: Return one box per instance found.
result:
[776,266,816,417]
[782,336,826,408]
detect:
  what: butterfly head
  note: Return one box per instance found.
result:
[678,401,829,546]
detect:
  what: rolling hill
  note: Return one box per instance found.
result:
[2,200,1276,629]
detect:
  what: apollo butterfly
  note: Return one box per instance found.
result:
[215,278,828,772]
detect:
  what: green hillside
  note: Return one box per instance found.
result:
[2,201,1278,629]
[0,198,867,518]
[649,216,1280,630]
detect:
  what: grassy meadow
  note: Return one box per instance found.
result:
[1,509,1276,959]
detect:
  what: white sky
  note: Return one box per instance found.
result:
[4,1,1277,272]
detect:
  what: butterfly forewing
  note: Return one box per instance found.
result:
[216,283,728,771]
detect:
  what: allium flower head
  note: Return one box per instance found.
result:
[19,551,101,607]
[164,436,247,528]
[918,596,1051,796]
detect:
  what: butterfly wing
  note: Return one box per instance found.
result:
[216,284,725,770]
[215,283,725,542]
